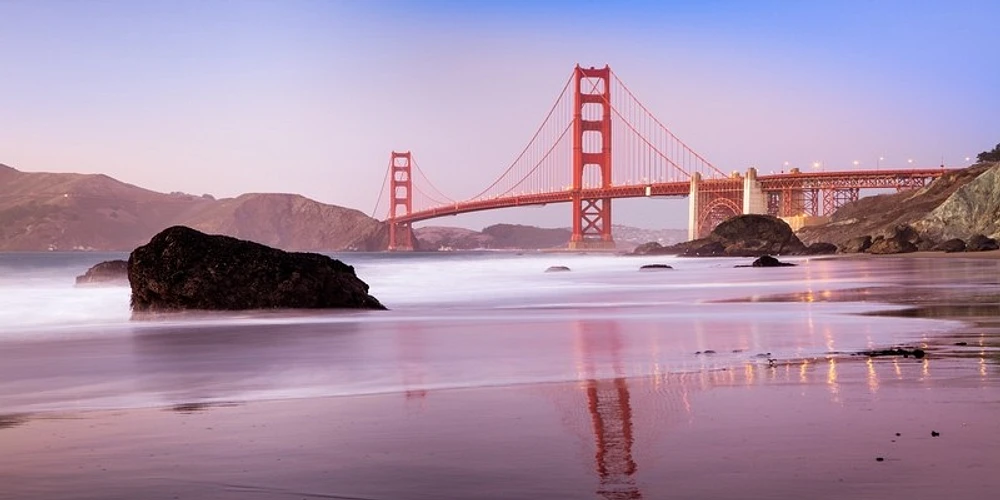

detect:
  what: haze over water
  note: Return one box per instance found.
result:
[0,252,971,413]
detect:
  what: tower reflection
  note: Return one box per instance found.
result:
[586,376,642,500]
[573,319,643,499]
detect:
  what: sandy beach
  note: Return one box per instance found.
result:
[2,252,1000,499]
[3,353,999,500]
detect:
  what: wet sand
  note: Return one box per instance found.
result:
[3,254,1000,499]
[2,354,999,500]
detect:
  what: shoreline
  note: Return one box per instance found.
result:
[3,255,1000,498]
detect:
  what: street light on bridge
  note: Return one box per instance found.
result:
[852,160,860,169]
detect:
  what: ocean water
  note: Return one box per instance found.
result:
[0,251,984,413]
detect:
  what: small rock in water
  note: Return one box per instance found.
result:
[954,342,968,346]
[895,432,901,437]
[857,347,925,358]
[931,430,940,437]
[639,264,673,271]
[545,266,571,273]
[735,255,796,268]
[875,457,885,462]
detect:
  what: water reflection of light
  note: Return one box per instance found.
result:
[799,359,810,384]
[745,362,755,386]
[921,357,930,380]
[979,333,987,379]
[892,358,903,379]
[827,357,841,402]
[866,357,880,394]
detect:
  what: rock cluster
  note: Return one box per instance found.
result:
[128,226,385,312]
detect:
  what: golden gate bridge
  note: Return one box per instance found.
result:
[374,65,945,251]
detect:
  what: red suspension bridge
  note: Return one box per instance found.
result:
[374,65,946,251]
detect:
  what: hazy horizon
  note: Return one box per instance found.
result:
[2,0,997,230]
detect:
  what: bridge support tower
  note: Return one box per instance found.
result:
[687,173,701,241]
[742,167,766,215]
[569,65,615,250]
[387,151,415,251]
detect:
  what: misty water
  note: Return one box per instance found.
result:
[0,252,980,414]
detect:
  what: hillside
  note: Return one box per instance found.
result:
[798,163,1000,248]
[0,164,386,251]
[176,193,385,251]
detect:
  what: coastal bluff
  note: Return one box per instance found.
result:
[128,226,385,312]
[0,164,386,252]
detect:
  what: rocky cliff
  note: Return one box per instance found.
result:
[798,163,999,249]
[912,164,1000,241]
[0,164,386,251]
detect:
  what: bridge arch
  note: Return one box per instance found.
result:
[697,196,741,238]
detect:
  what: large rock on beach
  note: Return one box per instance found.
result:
[655,215,809,257]
[128,226,385,312]
[75,259,129,286]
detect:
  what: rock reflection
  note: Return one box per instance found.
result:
[131,319,362,404]
[0,413,29,430]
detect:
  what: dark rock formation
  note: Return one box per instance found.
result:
[933,238,967,253]
[839,235,872,254]
[966,234,999,252]
[867,225,920,254]
[854,347,925,359]
[545,266,571,272]
[707,215,807,255]
[639,264,673,270]
[128,226,385,312]
[75,259,129,286]
[736,255,796,268]
[868,236,918,255]
[804,242,838,255]
[665,215,807,257]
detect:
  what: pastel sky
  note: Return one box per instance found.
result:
[2,0,997,230]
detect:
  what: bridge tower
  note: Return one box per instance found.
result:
[387,151,415,251]
[570,65,615,250]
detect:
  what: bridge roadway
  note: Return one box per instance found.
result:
[391,168,948,225]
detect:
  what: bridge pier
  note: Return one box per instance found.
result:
[742,167,766,215]
[687,172,701,241]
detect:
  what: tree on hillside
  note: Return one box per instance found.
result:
[977,143,1000,162]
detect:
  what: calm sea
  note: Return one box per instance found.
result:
[0,251,982,413]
